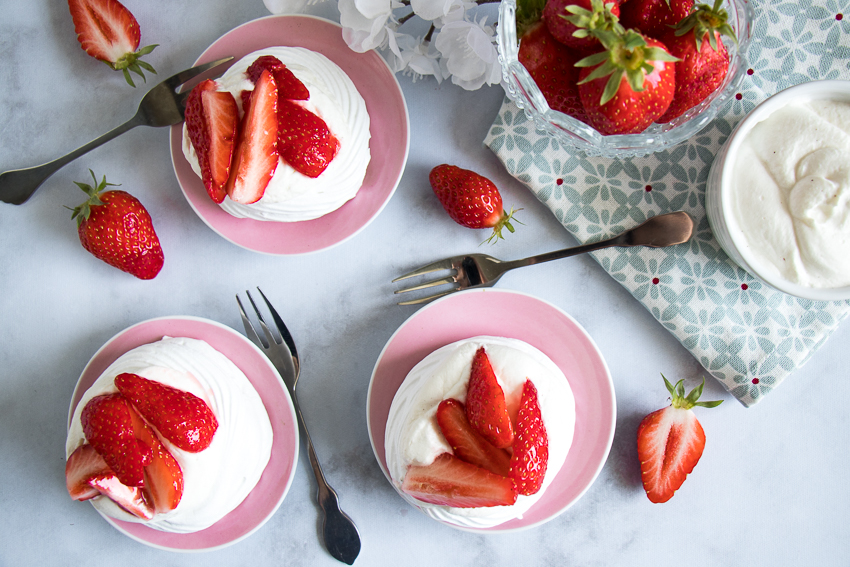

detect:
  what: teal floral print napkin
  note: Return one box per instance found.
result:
[485,1,850,406]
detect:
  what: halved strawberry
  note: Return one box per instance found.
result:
[277,100,340,178]
[225,69,280,204]
[246,55,310,100]
[66,444,111,501]
[508,380,549,496]
[436,398,511,477]
[637,376,722,503]
[185,80,239,203]
[115,372,218,453]
[68,0,158,87]
[401,453,518,508]
[81,394,150,487]
[465,347,514,449]
[128,408,184,513]
[88,473,155,520]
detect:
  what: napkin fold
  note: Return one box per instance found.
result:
[485,3,850,406]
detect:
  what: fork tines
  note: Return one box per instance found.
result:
[392,258,460,305]
[167,56,234,90]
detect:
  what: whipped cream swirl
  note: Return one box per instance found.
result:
[66,337,273,533]
[182,46,371,222]
[385,336,575,529]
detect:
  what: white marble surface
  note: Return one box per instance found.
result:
[1,1,849,565]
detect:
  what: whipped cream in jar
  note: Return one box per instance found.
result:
[706,80,850,300]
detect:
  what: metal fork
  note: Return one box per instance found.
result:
[237,288,361,565]
[0,56,233,205]
[393,210,695,305]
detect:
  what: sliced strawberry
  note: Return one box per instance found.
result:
[66,444,111,501]
[508,380,549,496]
[465,347,514,449]
[240,89,253,115]
[436,398,511,477]
[128,408,183,513]
[185,80,238,203]
[401,453,518,508]
[114,372,218,453]
[201,90,238,201]
[245,55,310,100]
[277,100,339,178]
[67,0,157,87]
[637,376,722,503]
[81,394,148,487]
[88,473,155,520]
[225,68,279,204]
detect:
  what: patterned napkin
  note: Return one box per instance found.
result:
[485,1,850,406]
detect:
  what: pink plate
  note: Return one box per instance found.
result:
[68,316,299,551]
[169,15,409,255]
[367,289,616,532]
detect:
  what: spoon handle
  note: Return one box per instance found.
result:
[292,395,361,564]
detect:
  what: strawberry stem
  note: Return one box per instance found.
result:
[662,374,723,410]
[674,0,738,51]
[576,29,679,105]
[113,44,158,87]
[561,0,624,42]
[483,207,524,245]
[70,170,119,227]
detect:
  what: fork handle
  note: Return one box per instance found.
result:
[504,232,629,271]
[0,112,146,205]
[292,395,361,564]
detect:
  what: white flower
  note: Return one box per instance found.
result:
[339,0,401,52]
[434,17,501,90]
[387,32,442,81]
[410,0,467,22]
[262,0,311,13]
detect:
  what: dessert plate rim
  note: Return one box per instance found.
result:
[68,315,299,552]
[366,288,617,533]
[169,14,410,255]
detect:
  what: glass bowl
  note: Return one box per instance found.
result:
[496,0,755,158]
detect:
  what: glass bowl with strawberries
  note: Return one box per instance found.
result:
[497,0,754,158]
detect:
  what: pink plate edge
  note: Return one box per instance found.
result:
[168,14,410,256]
[366,288,617,533]
[68,316,299,552]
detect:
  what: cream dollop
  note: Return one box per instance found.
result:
[385,336,575,529]
[66,337,273,533]
[730,99,850,288]
[181,46,371,222]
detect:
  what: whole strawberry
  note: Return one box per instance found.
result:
[576,29,678,134]
[519,20,588,121]
[619,0,695,37]
[429,165,521,244]
[658,0,736,123]
[68,0,158,87]
[71,170,164,280]
[637,375,722,503]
